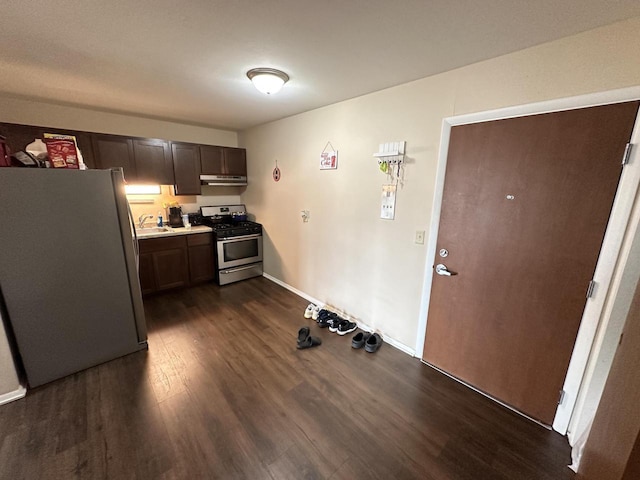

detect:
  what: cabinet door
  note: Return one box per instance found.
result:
[172,143,201,195]
[133,138,174,184]
[153,248,189,290]
[200,145,225,175]
[92,135,136,181]
[223,147,247,176]
[0,123,47,155]
[138,252,157,295]
[73,133,97,169]
[0,123,97,169]
[188,244,214,283]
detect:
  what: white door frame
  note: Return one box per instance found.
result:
[415,86,640,434]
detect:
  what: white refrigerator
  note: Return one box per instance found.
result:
[0,168,147,388]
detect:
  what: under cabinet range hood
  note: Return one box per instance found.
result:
[200,174,247,186]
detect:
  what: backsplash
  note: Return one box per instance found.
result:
[127,185,242,226]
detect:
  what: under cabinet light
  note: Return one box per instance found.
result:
[125,185,161,195]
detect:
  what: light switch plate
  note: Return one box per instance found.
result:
[415,230,425,244]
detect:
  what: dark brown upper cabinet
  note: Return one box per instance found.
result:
[171,143,201,195]
[0,122,97,169]
[133,138,174,185]
[200,146,247,176]
[223,147,247,176]
[200,145,224,175]
[1,121,247,188]
[92,135,136,180]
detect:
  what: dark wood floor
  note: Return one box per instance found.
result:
[0,278,574,479]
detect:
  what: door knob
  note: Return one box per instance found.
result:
[435,264,455,276]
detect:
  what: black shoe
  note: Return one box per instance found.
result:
[317,310,331,326]
[297,326,311,344]
[337,320,357,336]
[328,314,343,332]
[317,316,331,328]
[297,335,322,349]
[316,309,330,322]
[365,333,382,353]
[351,331,371,348]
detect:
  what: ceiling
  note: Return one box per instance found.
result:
[1,1,640,131]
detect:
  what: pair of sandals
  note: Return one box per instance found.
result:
[352,331,382,353]
[297,326,322,349]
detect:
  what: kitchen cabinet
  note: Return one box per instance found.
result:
[0,122,97,169]
[187,233,214,283]
[93,135,174,184]
[223,147,247,176]
[139,236,189,292]
[92,135,136,180]
[200,146,247,176]
[133,138,174,184]
[138,232,214,294]
[138,253,156,295]
[0,121,247,188]
[172,143,201,195]
[153,248,189,290]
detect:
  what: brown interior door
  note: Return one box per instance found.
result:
[423,102,639,425]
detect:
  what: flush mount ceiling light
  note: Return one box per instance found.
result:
[247,68,289,95]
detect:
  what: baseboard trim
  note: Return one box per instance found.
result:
[262,272,416,357]
[262,272,325,307]
[0,384,26,406]
[356,321,416,357]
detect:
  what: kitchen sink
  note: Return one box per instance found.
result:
[136,226,171,234]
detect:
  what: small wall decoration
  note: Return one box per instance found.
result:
[381,184,397,220]
[273,160,281,182]
[320,141,338,170]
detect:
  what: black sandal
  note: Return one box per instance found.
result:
[297,327,322,349]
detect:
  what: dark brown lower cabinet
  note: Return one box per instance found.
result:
[153,248,189,290]
[138,253,157,295]
[187,233,214,283]
[138,233,214,294]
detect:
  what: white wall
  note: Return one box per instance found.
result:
[127,185,243,225]
[0,95,237,146]
[239,16,640,352]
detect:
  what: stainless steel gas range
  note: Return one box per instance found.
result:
[200,205,263,285]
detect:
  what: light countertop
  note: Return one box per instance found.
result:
[136,225,213,240]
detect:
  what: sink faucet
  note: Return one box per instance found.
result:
[138,213,154,228]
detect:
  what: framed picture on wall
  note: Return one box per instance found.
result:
[320,150,338,170]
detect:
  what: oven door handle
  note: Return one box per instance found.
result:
[218,234,262,242]
[221,264,261,274]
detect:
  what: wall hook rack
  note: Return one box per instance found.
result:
[373,141,405,166]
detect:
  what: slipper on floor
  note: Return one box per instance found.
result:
[297,335,322,349]
[297,326,310,344]
[365,333,382,353]
[352,331,371,349]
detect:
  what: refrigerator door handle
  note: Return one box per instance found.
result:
[110,168,147,343]
[126,200,139,270]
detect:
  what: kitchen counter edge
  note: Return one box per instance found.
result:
[136,225,213,240]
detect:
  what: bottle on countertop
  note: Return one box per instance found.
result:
[157,211,163,227]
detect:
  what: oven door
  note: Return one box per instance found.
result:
[217,234,263,269]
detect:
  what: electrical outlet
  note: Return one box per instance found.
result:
[415,230,425,244]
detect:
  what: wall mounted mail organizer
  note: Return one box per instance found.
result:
[374,141,405,220]
[373,141,405,173]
